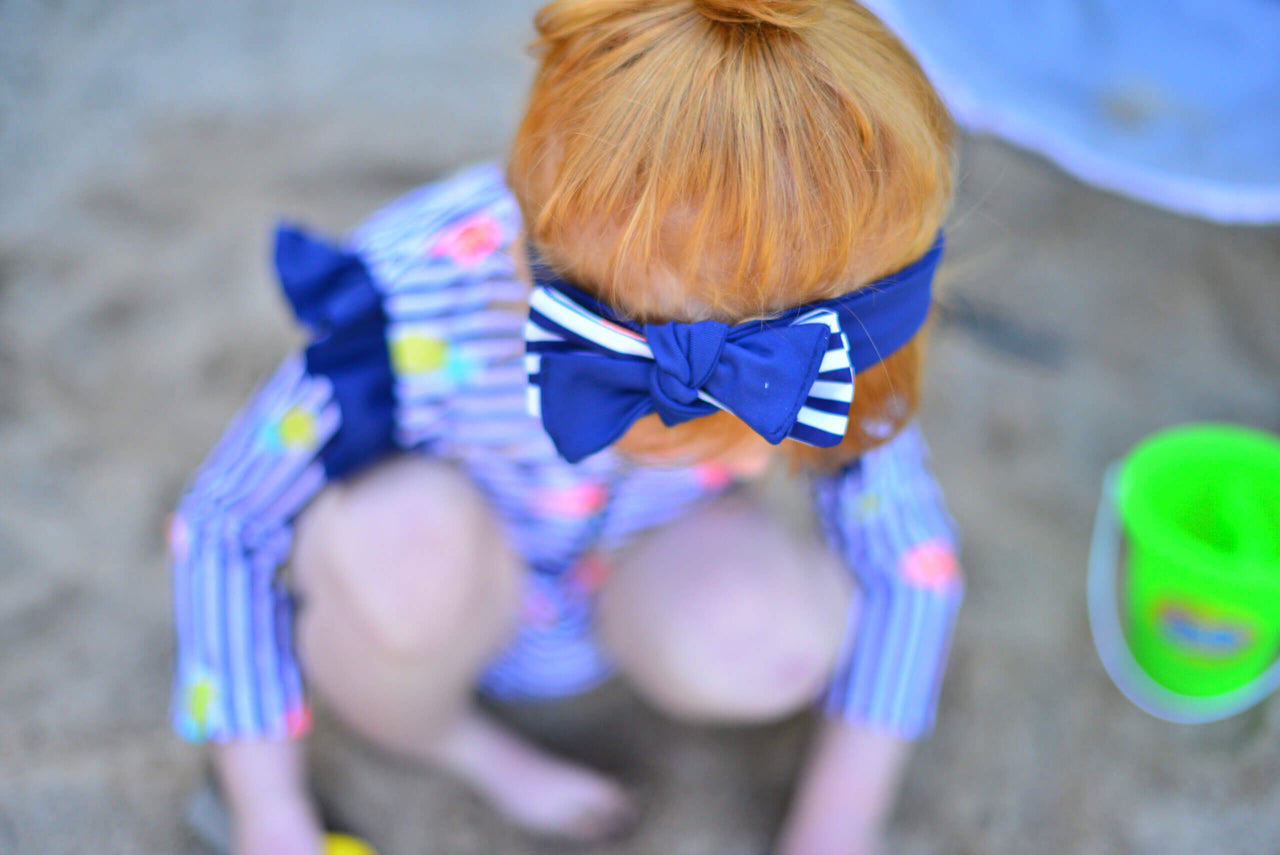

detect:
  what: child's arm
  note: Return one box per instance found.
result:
[169,353,341,854]
[171,354,336,745]
[812,422,964,734]
[795,422,964,851]
[174,168,519,848]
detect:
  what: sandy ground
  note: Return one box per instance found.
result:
[2,2,1280,854]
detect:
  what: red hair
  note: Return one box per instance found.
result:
[508,0,954,469]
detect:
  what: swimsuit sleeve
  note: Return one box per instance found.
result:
[169,163,523,743]
[170,229,399,742]
[813,422,965,738]
[170,353,341,742]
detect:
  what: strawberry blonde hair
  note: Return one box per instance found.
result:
[508,0,955,469]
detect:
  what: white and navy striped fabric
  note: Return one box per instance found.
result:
[169,162,962,743]
[787,309,857,445]
[525,287,855,451]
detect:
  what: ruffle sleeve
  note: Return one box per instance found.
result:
[274,225,397,480]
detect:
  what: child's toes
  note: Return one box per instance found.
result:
[501,768,636,842]
[428,708,639,843]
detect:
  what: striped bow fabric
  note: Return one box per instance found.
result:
[523,234,942,464]
[525,284,855,463]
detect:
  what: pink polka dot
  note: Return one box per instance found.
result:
[571,554,612,594]
[901,540,961,589]
[285,706,313,738]
[536,483,607,517]
[168,514,190,562]
[695,463,734,491]
[429,214,503,267]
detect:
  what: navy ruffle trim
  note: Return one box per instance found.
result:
[274,224,396,480]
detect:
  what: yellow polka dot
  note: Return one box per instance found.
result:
[390,334,448,375]
[186,677,218,729]
[278,407,317,448]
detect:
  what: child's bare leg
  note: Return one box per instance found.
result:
[292,457,631,839]
[598,491,852,723]
[293,457,521,750]
[600,493,910,855]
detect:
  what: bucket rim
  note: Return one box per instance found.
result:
[1117,422,1280,578]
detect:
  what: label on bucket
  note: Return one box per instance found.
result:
[1157,600,1255,656]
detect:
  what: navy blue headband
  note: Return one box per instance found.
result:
[525,233,943,462]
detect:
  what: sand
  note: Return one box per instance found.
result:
[2,2,1279,853]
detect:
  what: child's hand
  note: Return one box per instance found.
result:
[234,795,324,855]
[774,817,885,855]
[773,719,909,855]
[214,739,324,855]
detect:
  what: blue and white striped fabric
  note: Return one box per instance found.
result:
[785,310,857,446]
[525,282,855,460]
[815,424,965,737]
[170,356,337,741]
[169,162,963,743]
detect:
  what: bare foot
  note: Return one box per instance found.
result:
[425,708,635,842]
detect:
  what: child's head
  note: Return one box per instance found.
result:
[509,0,954,469]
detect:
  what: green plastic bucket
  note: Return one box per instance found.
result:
[1116,424,1280,697]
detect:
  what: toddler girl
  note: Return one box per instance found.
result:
[170,1,964,853]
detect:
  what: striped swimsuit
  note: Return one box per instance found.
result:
[169,163,964,745]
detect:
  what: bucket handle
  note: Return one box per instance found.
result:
[1086,464,1280,723]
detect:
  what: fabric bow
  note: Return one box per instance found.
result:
[525,285,854,463]
[524,234,942,464]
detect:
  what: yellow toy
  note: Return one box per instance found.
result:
[325,832,379,855]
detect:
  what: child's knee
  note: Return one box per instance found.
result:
[294,457,521,659]
[600,497,851,723]
[661,592,844,722]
